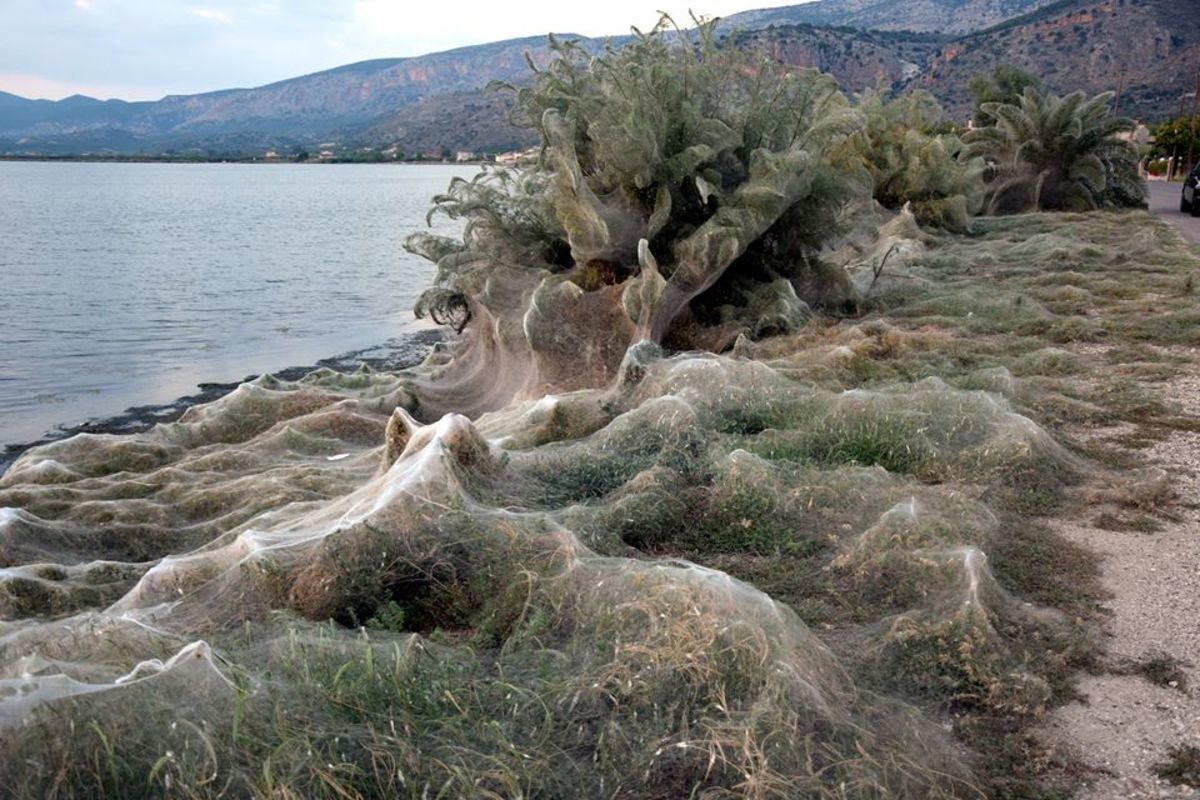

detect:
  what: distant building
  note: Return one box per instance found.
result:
[495,147,539,167]
[455,151,478,162]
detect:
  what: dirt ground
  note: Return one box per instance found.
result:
[1039,364,1200,798]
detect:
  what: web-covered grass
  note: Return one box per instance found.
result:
[0,210,1196,798]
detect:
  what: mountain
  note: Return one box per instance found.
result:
[726,25,947,86]
[912,0,1200,120]
[720,0,1060,34]
[0,35,601,155]
[0,0,1192,157]
[361,25,950,157]
[0,0,1060,156]
[362,90,531,157]
[709,0,1197,122]
[144,36,593,138]
[0,91,147,134]
[0,23,956,157]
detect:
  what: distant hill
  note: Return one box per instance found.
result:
[913,0,1200,120]
[0,0,1192,157]
[0,35,599,156]
[363,90,531,157]
[720,0,1059,34]
[726,25,948,87]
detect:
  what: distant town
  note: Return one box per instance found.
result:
[0,144,541,165]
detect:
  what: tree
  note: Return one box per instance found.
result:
[406,15,869,360]
[962,87,1144,213]
[968,66,1041,126]
[1151,115,1200,171]
[842,89,983,232]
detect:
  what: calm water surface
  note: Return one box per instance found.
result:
[0,162,474,446]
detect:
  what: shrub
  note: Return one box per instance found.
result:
[842,90,983,232]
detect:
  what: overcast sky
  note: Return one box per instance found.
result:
[0,0,810,101]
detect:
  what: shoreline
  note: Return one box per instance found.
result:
[0,156,496,166]
[0,328,443,477]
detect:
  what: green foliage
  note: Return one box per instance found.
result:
[844,90,983,232]
[691,457,823,556]
[407,15,869,343]
[968,66,1042,127]
[1150,114,1200,162]
[962,88,1145,213]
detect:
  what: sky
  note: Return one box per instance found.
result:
[0,0,810,102]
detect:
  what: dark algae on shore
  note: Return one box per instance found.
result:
[1,16,1190,800]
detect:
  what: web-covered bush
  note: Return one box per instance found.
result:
[843,90,983,233]
[406,16,869,351]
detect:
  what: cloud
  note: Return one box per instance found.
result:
[74,0,93,10]
[192,7,233,25]
[348,1,404,31]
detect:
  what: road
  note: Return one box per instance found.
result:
[1146,180,1200,244]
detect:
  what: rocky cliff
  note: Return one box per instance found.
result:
[721,0,1059,34]
[914,0,1200,119]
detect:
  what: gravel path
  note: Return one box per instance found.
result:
[1040,370,1200,798]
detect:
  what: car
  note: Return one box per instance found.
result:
[1183,161,1200,217]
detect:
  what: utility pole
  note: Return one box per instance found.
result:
[1114,67,1126,116]
[1170,93,1188,181]
[1188,70,1200,176]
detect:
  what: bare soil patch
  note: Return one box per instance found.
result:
[1040,371,1200,799]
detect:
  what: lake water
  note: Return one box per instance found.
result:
[0,161,474,448]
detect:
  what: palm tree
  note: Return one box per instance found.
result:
[962,88,1144,213]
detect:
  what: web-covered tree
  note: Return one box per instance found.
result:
[841,89,982,232]
[962,87,1144,213]
[406,15,869,381]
